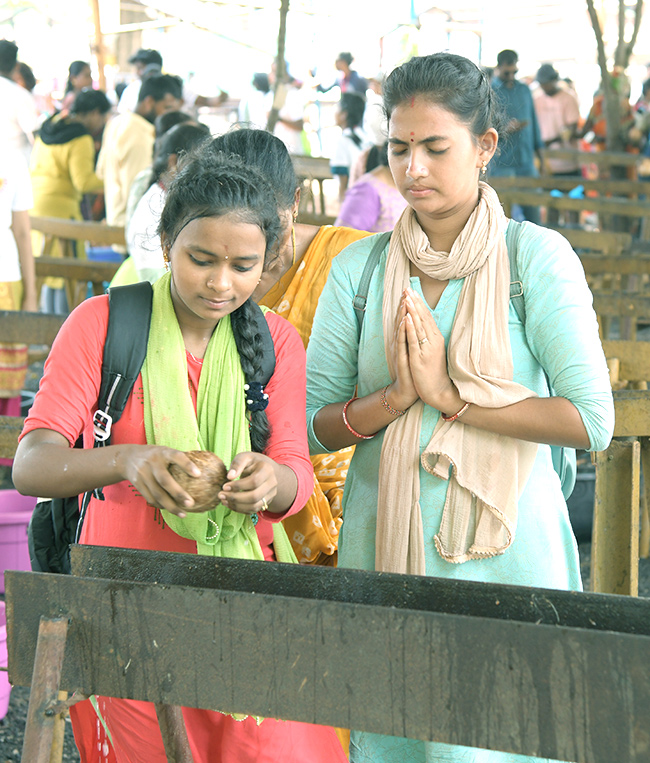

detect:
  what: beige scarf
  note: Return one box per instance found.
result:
[376,182,539,572]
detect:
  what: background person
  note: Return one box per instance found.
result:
[335,141,407,233]
[533,63,582,226]
[0,151,36,465]
[330,91,372,201]
[30,88,111,313]
[268,62,310,156]
[117,47,228,118]
[237,72,271,128]
[317,51,367,96]
[12,61,36,93]
[533,64,581,175]
[0,39,39,164]
[116,48,163,113]
[97,73,183,231]
[208,126,371,577]
[60,60,93,112]
[126,121,211,283]
[305,52,614,763]
[124,109,197,228]
[489,48,544,224]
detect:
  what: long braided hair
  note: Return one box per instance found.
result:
[158,149,283,452]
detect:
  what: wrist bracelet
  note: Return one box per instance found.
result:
[441,401,470,423]
[342,397,375,440]
[380,385,407,417]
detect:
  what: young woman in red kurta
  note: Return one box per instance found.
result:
[14,149,347,763]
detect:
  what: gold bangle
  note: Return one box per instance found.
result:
[380,385,407,417]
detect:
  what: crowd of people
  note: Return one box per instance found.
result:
[1,30,619,763]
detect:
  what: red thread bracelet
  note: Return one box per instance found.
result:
[441,402,470,422]
[342,397,375,440]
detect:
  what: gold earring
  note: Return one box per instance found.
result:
[293,211,298,222]
[163,250,170,271]
[480,161,488,177]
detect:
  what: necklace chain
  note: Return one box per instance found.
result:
[187,349,203,364]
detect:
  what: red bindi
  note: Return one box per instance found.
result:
[410,131,414,142]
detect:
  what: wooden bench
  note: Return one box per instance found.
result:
[539,147,642,176]
[291,155,334,220]
[578,255,650,340]
[30,216,125,258]
[600,341,650,567]
[554,228,633,255]
[6,545,650,763]
[496,190,650,232]
[592,387,650,595]
[0,311,66,443]
[30,216,125,309]
[30,216,126,247]
[34,257,121,311]
[490,175,649,197]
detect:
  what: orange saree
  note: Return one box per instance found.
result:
[259,225,370,566]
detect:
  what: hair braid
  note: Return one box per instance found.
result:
[230,299,271,453]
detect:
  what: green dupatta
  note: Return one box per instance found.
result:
[141,272,296,563]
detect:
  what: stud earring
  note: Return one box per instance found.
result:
[480,161,488,177]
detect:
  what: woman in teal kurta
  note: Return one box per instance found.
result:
[305,53,614,763]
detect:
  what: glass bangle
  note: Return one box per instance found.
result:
[342,397,375,440]
[441,402,471,422]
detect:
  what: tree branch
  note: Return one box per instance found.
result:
[625,0,645,68]
[266,0,290,134]
[615,0,626,66]
[586,0,610,80]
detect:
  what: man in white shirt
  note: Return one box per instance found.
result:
[97,74,182,232]
[0,39,39,165]
[117,48,227,118]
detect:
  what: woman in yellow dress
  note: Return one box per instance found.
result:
[30,88,111,311]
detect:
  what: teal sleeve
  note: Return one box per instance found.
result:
[514,222,615,452]
[305,237,379,455]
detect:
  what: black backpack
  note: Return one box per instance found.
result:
[27,284,276,574]
[28,282,154,574]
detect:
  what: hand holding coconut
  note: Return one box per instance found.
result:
[168,450,228,513]
[218,451,286,516]
[168,449,296,517]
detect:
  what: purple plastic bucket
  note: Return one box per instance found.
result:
[0,490,36,594]
[0,600,10,720]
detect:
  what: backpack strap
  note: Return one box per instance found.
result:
[504,220,576,498]
[354,231,392,334]
[94,281,154,444]
[505,220,525,325]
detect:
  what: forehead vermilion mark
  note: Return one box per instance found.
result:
[410,96,415,107]
[410,131,414,142]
